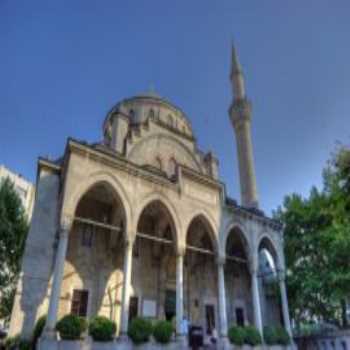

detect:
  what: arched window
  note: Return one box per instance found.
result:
[168,158,177,177]
[148,109,155,119]
[129,109,135,122]
[167,114,174,128]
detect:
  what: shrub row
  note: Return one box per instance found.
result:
[4,314,116,349]
[128,318,173,344]
[56,315,116,342]
[228,326,262,346]
[263,326,291,345]
[228,325,291,346]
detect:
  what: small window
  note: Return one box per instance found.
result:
[129,296,138,322]
[168,158,177,177]
[81,224,94,247]
[155,157,162,171]
[235,307,245,326]
[167,114,174,127]
[71,289,88,317]
[148,109,155,119]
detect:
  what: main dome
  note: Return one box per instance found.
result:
[103,93,194,140]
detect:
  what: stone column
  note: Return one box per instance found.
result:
[44,218,71,338]
[176,253,184,338]
[279,273,292,336]
[251,267,263,334]
[120,239,133,335]
[217,257,228,338]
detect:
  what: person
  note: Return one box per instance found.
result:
[181,316,189,336]
[210,327,218,348]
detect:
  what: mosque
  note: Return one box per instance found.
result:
[9,46,292,347]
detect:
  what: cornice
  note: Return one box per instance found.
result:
[38,158,61,173]
[225,201,283,232]
[67,139,178,189]
[180,164,223,191]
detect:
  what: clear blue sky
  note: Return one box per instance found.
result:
[1,1,349,214]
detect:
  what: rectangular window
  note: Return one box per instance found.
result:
[71,289,89,317]
[129,296,138,322]
[235,307,245,326]
[81,224,94,247]
[205,304,215,334]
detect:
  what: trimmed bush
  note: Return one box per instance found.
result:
[153,320,173,344]
[228,326,245,346]
[264,326,291,345]
[263,326,277,345]
[56,314,87,340]
[244,326,262,346]
[88,316,116,342]
[32,315,46,348]
[128,317,153,344]
[275,327,291,345]
[4,335,31,350]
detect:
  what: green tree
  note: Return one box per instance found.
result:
[0,178,29,323]
[274,146,350,328]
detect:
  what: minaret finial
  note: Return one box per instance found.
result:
[231,42,242,76]
[230,42,245,100]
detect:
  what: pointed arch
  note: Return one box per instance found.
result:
[133,192,182,253]
[223,220,251,261]
[61,170,132,240]
[185,213,219,255]
[257,234,282,270]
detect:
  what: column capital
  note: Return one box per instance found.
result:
[248,257,259,276]
[124,236,135,248]
[277,268,286,282]
[216,256,226,267]
[59,216,73,237]
[176,244,186,258]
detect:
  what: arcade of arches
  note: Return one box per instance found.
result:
[43,182,292,341]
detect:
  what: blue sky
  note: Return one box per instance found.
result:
[1,1,349,214]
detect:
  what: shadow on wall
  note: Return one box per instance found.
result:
[16,171,60,338]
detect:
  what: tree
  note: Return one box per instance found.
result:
[0,178,29,323]
[274,146,350,328]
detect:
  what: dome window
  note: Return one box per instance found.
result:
[167,114,174,128]
[155,157,163,171]
[168,158,177,177]
[148,109,155,119]
[129,109,136,122]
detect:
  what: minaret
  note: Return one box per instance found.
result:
[229,44,259,209]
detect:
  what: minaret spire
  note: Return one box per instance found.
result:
[230,43,246,100]
[229,44,259,209]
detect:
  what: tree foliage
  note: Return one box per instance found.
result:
[0,178,29,322]
[274,146,350,327]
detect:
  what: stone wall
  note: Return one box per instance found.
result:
[295,330,350,350]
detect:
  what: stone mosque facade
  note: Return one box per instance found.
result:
[9,47,292,346]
